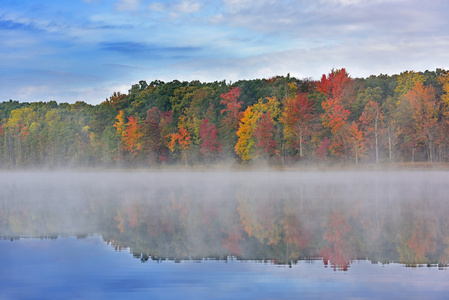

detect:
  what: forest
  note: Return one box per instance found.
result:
[1,68,449,168]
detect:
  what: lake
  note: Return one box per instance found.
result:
[1,171,448,299]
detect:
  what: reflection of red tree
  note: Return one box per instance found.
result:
[127,205,140,228]
[222,228,243,256]
[114,211,125,234]
[319,211,352,271]
[145,205,174,237]
[282,214,310,250]
[200,203,217,226]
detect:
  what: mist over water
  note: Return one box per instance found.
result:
[2,170,449,299]
[1,170,448,269]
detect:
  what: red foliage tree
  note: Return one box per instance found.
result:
[143,107,164,162]
[281,92,316,157]
[316,137,330,159]
[199,118,222,159]
[220,87,243,150]
[254,112,277,157]
[220,87,243,120]
[318,69,354,159]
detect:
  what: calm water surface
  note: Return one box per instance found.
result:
[1,171,448,299]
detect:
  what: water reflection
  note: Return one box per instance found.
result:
[1,171,449,271]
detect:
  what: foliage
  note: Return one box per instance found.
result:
[199,118,222,160]
[1,68,449,167]
[281,93,316,157]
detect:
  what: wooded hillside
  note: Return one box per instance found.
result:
[1,68,448,167]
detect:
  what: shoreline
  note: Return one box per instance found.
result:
[1,162,449,172]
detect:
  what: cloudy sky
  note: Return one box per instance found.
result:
[1,0,448,104]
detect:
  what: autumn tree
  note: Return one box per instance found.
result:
[167,126,191,165]
[382,96,400,162]
[235,97,280,162]
[142,107,164,163]
[280,92,315,158]
[318,69,354,161]
[159,111,174,162]
[235,106,257,162]
[254,112,277,158]
[438,69,449,112]
[5,108,36,165]
[406,82,439,162]
[359,100,385,163]
[349,122,366,164]
[103,91,127,110]
[219,87,243,153]
[123,115,142,159]
[113,110,126,161]
[394,71,425,98]
[199,118,222,160]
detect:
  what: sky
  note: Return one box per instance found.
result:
[1,0,449,105]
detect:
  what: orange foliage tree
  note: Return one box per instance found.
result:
[406,82,439,162]
[168,126,191,165]
[123,115,142,158]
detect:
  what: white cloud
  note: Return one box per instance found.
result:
[222,0,256,13]
[149,2,165,11]
[320,0,404,5]
[175,1,201,14]
[115,0,141,11]
[320,0,363,5]
[3,0,449,104]
[152,30,449,84]
[149,0,202,16]
[16,85,53,101]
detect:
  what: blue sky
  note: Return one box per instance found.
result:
[1,0,448,104]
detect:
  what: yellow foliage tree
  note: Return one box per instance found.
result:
[235,97,280,162]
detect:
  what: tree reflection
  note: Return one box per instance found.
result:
[1,172,449,271]
[320,211,352,271]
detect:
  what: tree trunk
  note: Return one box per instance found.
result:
[375,108,379,164]
[388,127,392,162]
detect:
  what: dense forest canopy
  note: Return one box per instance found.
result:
[1,68,448,167]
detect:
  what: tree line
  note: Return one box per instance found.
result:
[1,68,449,167]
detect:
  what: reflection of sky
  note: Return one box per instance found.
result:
[1,237,448,300]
